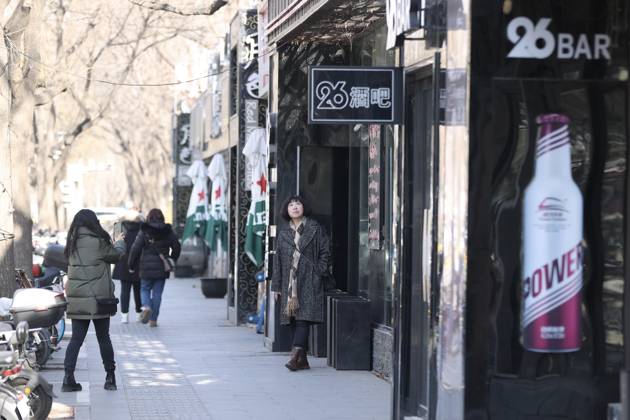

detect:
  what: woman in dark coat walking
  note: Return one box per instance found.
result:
[63,209,125,392]
[271,196,330,371]
[128,208,181,327]
[112,211,144,323]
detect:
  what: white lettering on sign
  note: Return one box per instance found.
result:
[315,81,349,110]
[315,81,392,111]
[507,17,611,60]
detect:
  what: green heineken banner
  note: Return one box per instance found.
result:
[243,127,267,267]
[182,160,209,241]
[207,154,228,252]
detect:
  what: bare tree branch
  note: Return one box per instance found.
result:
[127,0,227,16]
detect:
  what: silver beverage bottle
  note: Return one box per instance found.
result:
[521,113,583,352]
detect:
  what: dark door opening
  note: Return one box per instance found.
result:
[299,146,350,292]
[397,72,435,419]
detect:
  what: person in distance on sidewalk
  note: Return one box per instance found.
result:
[271,196,330,371]
[128,208,181,328]
[63,209,125,392]
[112,210,144,324]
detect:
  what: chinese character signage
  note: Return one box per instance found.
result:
[308,66,403,124]
[367,125,382,249]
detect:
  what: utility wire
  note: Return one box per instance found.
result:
[3,33,294,88]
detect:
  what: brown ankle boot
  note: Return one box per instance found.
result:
[295,348,310,370]
[285,347,300,371]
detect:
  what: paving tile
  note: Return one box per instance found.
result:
[40,278,389,420]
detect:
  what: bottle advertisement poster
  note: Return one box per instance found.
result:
[521,113,583,352]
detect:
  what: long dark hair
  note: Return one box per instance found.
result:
[64,209,112,257]
[146,208,165,223]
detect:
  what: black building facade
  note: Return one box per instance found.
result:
[263,1,397,379]
[467,0,630,418]
[259,0,630,419]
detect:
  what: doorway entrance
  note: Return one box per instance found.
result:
[394,69,438,419]
[299,145,350,292]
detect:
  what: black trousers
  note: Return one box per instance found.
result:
[120,281,142,313]
[290,319,313,350]
[64,318,115,373]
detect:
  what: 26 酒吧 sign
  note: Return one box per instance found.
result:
[308,66,403,124]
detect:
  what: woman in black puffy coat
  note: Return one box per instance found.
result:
[128,209,180,327]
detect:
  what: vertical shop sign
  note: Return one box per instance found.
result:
[244,100,259,190]
[368,125,382,249]
[241,10,260,191]
[257,1,270,98]
[175,113,192,186]
[210,54,222,139]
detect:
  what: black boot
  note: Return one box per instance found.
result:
[62,371,82,392]
[295,348,310,370]
[104,370,117,391]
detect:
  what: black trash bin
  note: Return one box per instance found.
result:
[200,278,227,298]
[326,294,371,370]
[308,289,346,358]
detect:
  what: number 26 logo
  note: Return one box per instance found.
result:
[507,17,555,59]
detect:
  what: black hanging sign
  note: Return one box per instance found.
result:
[308,66,403,124]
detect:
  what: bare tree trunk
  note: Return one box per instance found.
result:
[7,0,44,272]
[10,89,35,272]
[0,0,45,293]
[0,77,16,295]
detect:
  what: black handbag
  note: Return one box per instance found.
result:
[96,297,119,316]
[149,240,175,273]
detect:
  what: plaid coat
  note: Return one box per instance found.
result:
[271,218,330,325]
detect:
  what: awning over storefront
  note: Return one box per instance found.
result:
[267,0,386,44]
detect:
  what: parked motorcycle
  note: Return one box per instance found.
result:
[0,275,68,369]
[9,288,67,369]
[0,321,55,420]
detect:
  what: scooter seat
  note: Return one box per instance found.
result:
[0,350,16,366]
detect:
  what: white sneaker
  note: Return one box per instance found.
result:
[121,313,129,324]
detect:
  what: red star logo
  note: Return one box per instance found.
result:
[256,174,267,194]
[198,190,205,201]
[215,186,222,199]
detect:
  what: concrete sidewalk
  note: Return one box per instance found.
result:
[42,278,391,420]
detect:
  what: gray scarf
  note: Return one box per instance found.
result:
[285,219,305,317]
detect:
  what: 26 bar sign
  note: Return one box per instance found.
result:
[308,66,403,124]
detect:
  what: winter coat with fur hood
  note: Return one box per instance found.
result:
[128,222,181,280]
